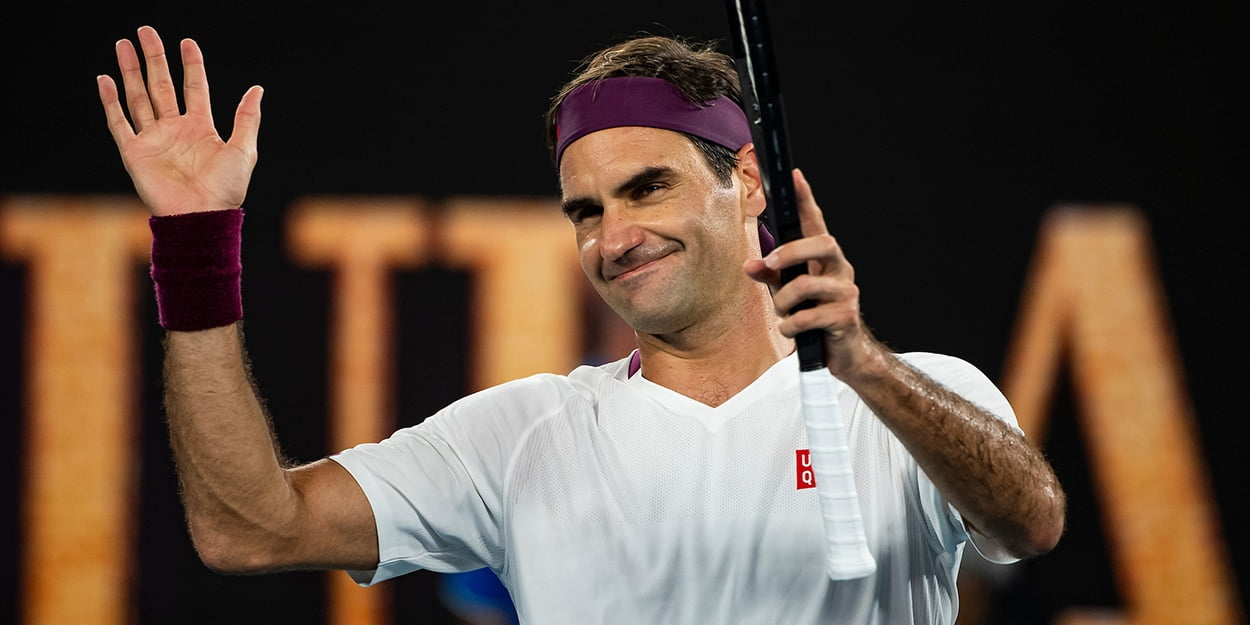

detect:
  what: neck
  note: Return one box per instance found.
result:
[635,282,793,407]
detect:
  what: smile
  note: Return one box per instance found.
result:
[604,251,674,282]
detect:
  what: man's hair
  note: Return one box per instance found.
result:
[545,35,743,186]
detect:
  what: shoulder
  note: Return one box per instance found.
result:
[567,352,634,386]
[450,373,583,416]
[894,351,996,391]
[896,351,985,381]
[895,351,1018,429]
[426,354,633,436]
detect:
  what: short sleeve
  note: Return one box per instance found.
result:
[330,374,572,585]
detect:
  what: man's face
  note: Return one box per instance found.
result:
[559,126,756,336]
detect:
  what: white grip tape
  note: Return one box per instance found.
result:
[800,369,877,580]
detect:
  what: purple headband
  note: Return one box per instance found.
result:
[554,77,752,165]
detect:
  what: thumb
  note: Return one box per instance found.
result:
[227,85,263,157]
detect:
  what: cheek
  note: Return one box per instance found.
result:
[696,188,746,242]
[577,232,599,274]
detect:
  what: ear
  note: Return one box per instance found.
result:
[735,143,766,219]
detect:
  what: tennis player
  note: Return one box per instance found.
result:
[97,25,1065,624]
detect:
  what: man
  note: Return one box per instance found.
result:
[97,24,1064,624]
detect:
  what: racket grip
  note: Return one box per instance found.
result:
[800,369,877,580]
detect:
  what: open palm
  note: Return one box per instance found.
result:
[98,26,262,217]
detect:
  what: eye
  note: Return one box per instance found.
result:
[635,183,666,199]
[568,204,602,224]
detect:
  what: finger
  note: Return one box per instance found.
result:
[180,38,212,118]
[136,25,181,119]
[96,74,135,145]
[762,232,850,278]
[777,305,857,342]
[743,257,781,287]
[770,273,858,318]
[115,38,155,130]
[794,168,829,237]
[226,86,264,157]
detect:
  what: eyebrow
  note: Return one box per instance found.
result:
[561,166,677,217]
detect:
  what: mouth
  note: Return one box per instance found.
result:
[603,250,674,282]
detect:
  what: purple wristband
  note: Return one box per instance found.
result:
[149,209,244,331]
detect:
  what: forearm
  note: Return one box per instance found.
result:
[163,323,301,572]
[842,347,1065,558]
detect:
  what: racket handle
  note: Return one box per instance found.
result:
[800,369,877,580]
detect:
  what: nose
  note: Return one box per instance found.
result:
[598,204,644,263]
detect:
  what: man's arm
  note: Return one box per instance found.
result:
[744,169,1065,560]
[163,325,378,573]
[836,345,1064,559]
[98,26,378,573]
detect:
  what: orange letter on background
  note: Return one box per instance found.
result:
[440,197,582,389]
[1,196,151,625]
[1002,206,1243,625]
[288,197,431,625]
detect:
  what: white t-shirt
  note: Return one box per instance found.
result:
[331,351,1020,624]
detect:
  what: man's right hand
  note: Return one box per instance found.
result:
[97,25,262,217]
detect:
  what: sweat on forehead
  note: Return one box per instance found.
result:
[553,77,752,167]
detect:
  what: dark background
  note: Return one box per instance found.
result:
[1,0,1245,623]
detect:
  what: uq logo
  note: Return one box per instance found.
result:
[796,449,815,490]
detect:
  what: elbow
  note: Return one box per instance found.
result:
[1018,520,1063,559]
[1016,483,1068,558]
[187,522,285,575]
[1036,486,1068,554]
[195,549,251,576]
[978,482,1067,560]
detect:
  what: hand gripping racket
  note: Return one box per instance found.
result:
[724,0,877,580]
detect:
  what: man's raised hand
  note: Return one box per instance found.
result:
[743,169,877,378]
[97,25,262,217]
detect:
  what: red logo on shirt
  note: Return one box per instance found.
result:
[796,449,816,490]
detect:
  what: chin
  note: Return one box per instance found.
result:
[613,301,694,337]
[601,275,702,335]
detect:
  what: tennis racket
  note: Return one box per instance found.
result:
[724,0,877,580]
